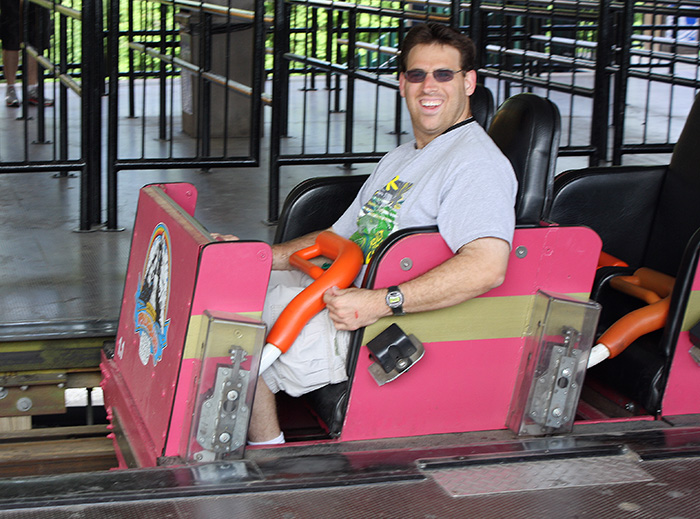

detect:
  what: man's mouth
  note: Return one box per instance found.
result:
[420,99,442,108]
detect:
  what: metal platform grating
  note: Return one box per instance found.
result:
[422,452,653,496]
[3,457,700,518]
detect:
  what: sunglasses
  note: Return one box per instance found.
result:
[404,68,465,83]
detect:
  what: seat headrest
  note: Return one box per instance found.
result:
[488,93,561,225]
[470,84,495,129]
[274,175,369,243]
[669,93,700,191]
[643,93,700,275]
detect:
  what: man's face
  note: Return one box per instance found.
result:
[399,43,476,149]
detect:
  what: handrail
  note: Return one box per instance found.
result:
[29,0,81,20]
[129,42,272,105]
[336,38,399,57]
[285,0,450,22]
[146,0,273,23]
[485,44,597,69]
[24,45,82,96]
[284,52,399,88]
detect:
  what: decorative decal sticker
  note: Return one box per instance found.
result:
[134,223,172,366]
[349,175,413,264]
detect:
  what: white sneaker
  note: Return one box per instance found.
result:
[28,86,54,107]
[5,86,19,107]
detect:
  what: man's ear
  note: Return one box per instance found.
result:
[398,72,406,98]
[464,69,477,96]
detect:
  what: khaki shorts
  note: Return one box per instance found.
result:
[261,270,350,397]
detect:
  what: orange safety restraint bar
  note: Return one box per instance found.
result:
[596,267,675,359]
[264,231,364,359]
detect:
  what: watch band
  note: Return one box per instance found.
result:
[385,285,405,316]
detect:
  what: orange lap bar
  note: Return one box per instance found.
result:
[265,231,364,354]
[598,267,675,358]
[597,251,629,269]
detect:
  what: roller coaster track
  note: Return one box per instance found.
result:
[0,424,117,477]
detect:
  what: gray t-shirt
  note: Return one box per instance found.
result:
[333,119,517,276]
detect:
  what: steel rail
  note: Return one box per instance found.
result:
[28,0,81,20]
[284,52,399,89]
[129,42,272,105]
[336,38,399,56]
[146,0,273,23]
[24,45,82,96]
[479,69,595,97]
[285,0,450,22]
[485,44,597,69]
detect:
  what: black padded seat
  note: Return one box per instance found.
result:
[471,83,495,130]
[548,166,666,270]
[547,94,700,415]
[274,175,369,244]
[488,93,561,225]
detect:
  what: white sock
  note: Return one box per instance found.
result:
[248,431,285,446]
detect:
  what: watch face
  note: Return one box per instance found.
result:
[387,290,403,307]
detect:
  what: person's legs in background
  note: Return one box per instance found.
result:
[2,49,19,106]
[25,2,52,106]
[1,0,53,107]
[1,0,21,107]
[25,53,51,106]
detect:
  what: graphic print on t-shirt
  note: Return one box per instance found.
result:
[349,175,413,264]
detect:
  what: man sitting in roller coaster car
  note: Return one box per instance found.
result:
[251,23,517,445]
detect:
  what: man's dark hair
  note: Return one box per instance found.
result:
[399,23,476,73]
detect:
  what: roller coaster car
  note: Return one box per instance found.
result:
[101,93,700,469]
[548,93,700,419]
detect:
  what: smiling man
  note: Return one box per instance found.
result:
[247,23,518,445]
[399,35,475,148]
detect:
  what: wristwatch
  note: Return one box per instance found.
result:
[385,286,405,316]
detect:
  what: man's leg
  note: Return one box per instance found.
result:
[25,53,36,85]
[2,49,18,85]
[248,270,349,445]
[248,377,284,444]
[25,54,52,106]
[3,49,19,106]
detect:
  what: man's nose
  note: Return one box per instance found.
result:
[422,72,440,91]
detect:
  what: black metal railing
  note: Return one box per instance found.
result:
[0,0,103,231]
[1,0,698,228]
[105,0,269,229]
[265,0,700,220]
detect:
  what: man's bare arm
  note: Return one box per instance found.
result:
[270,229,331,270]
[324,237,511,330]
[401,236,510,311]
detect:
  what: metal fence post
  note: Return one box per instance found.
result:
[612,0,634,165]
[450,0,460,29]
[343,8,357,165]
[268,0,289,223]
[128,0,136,118]
[159,4,168,141]
[591,0,614,166]
[107,0,121,230]
[470,0,484,69]
[59,9,69,165]
[392,20,406,145]
[250,0,266,159]
[80,0,103,230]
